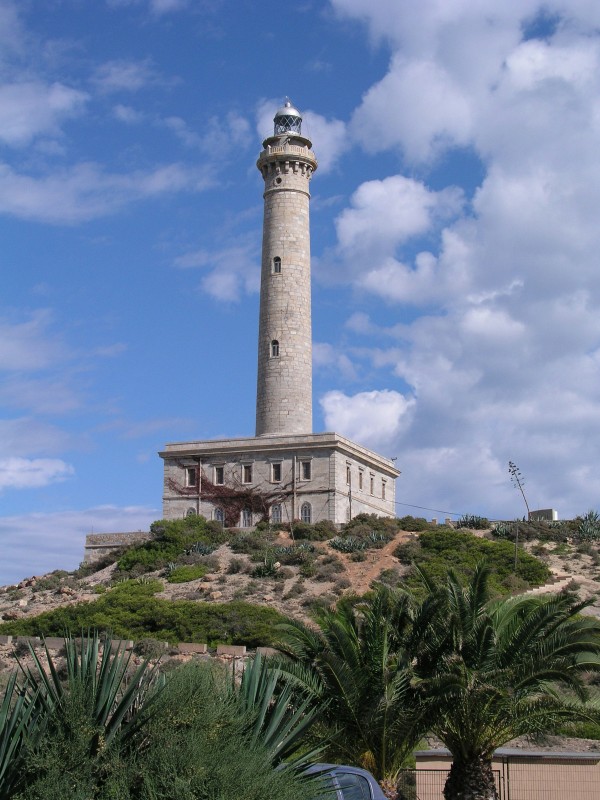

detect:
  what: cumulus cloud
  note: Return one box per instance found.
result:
[320,389,415,453]
[0,505,158,585]
[317,1,600,519]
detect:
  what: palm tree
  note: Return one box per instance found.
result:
[416,564,600,800]
[274,587,436,791]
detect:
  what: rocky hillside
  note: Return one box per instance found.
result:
[1,514,599,644]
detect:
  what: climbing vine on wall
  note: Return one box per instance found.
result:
[167,463,293,527]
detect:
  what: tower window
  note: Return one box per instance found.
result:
[270,340,279,358]
[300,502,312,524]
[242,464,253,484]
[271,462,282,482]
[214,466,224,485]
[273,257,281,274]
[300,460,311,480]
[185,467,197,488]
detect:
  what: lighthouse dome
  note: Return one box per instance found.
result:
[273,98,302,135]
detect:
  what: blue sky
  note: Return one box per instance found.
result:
[2,0,600,584]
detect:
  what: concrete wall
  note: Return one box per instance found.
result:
[415,749,600,800]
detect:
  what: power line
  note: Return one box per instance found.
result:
[394,499,464,517]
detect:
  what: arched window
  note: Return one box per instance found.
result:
[242,508,252,528]
[300,502,312,524]
[270,339,279,357]
[273,257,281,274]
[186,507,196,517]
[214,507,224,524]
[271,504,282,524]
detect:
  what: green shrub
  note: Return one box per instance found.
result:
[166,565,209,583]
[395,529,550,595]
[0,584,286,646]
[396,515,431,532]
[457,514,489,530]
[115,517,228,576]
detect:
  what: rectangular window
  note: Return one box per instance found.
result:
[382,480,387,500]
[300,460,311,481]
[346,464,351,485]
[271,462,282,482]
[242,464,253,484]
[214,466,224,485]
[358,471,364,490]
[185,467,197,488]
[271,504,282,524]
[242,509,252,527]
[370,474,375,495]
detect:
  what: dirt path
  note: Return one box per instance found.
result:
[338,532,411,595]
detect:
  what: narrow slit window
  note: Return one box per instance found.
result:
[273,257,281,274]
[271,339,279,357]
[272,462,282,482]
[243,464,253,484]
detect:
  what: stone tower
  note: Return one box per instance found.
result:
[255,100,318,437]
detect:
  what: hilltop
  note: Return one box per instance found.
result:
[2,514,600,649]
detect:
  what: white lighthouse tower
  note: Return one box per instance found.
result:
[160,99,399,527]
[255,100,317,436]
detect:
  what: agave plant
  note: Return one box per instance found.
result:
[234,651,322,769]
[18,633,164,754]
[0,673,40,799]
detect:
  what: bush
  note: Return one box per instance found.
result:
[395,529,550,595]
[115,517,229,576]
[457,514,489,530]
[166,565,209,583]
[0,582,287,647]
[396,515,431,532]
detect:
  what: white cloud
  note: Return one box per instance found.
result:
[0,457,73,491]
[313,342,358,381]
[0,161,213,223]
[320,389,415,453]
[0,310,68,370]
[319,1,600,519]
[0,81,88,147]
[112,103,145,123]
[174,239,260,302]
[92,59,160,93]
[0,505,159,585]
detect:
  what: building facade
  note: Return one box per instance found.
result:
[160,100,400,526]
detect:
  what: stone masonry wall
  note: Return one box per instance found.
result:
[255,137,317,436]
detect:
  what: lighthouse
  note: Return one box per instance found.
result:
[255,100,317,436]
[160,99,399,526]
